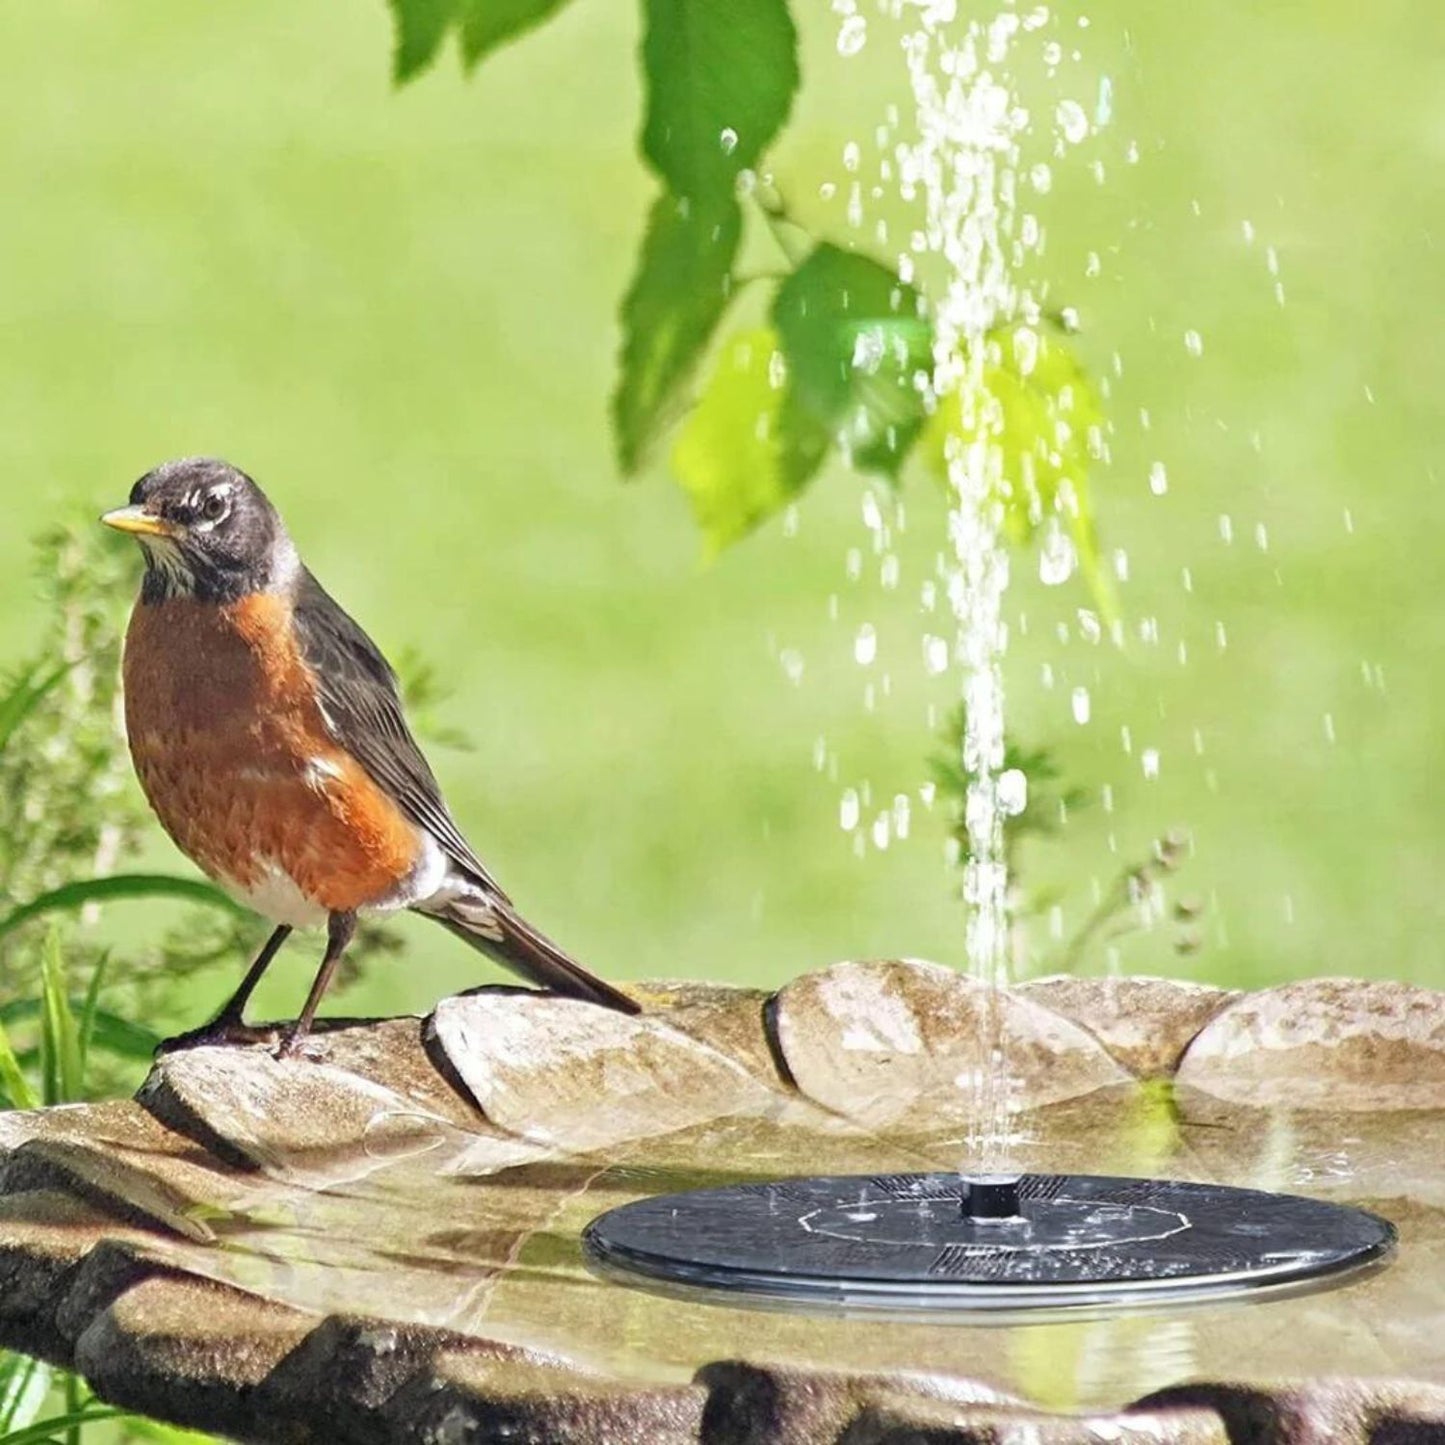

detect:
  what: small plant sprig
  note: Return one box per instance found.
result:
[933,704,1204,973]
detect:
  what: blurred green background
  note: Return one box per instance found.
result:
[0,0,1440,1025]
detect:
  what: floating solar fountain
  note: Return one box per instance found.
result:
[585,1170,1394,1314]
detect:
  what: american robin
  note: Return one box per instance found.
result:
[103,456,639,1055]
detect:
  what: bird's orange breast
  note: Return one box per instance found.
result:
[123,591,422,916]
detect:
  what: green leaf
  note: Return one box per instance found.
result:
[0,874,247,945]
[919,324,1116,622]
[770,245,931,478]
[40,928,83,1104]
[671,326,828,556]
[640,0,799,199]
[613,193,742,474]
[388,0,459,83]
[0,1001,163,1062]
[459,0,575,69]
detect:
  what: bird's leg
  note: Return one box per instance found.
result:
[276,911,356,1058]
[157,924,292,1053]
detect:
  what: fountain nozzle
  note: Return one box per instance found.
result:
[962,1173,1023,1221]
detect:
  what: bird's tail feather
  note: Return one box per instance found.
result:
[426,894,640,1015]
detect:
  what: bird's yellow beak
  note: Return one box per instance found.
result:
[100,505,176,538]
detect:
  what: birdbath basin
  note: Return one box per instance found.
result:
[1,960,1444,1443]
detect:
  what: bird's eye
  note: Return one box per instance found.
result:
[200,492,229,522]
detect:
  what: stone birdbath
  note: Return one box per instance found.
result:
[2,959,1444,1443]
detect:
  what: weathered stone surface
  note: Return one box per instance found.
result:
[1019,975,1237,1077]
[282,1015,489,1130]
[0,1098,257,1242]
[1134,1378,1445,1445]
[845,1395,1229,1444]
[696,1360,1015,1445]
[385,1353,706,1444]
[52,1239,178,1348]
[139,1042,469,1181]
[633,980,782,1090]
[256,1314,593,1444]
[73,1273,317,1442]
[0,1190,153,1361]
[773,960,1131,1128]
[1176,979,1445,1111]
[429,990,779,1150]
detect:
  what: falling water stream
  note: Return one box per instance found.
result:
[877,0,1080,1167]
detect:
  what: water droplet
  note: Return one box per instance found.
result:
[842,141,862,173]
[1029,162,1052,193]
[893,793,911,839]
[1149,461,1169,496]
[871,811,891,849]
[923,634,950,674]
[1039,525,1077,585]
[854,623,878,666]
[840,788,861,831]
[1095,76,1113,126]
[997,769,1028,816]
[1183,329,1204,357]
[779,648,804,686]
[819,181,837,201]
[1112,548,1129,581]
[1055,99,1089,144]
[1084,251,1101,278]
[719,127,739,155]
[837,14,867,56]
[1077,609,1102,644]
[1218,513,1233,544]
[1043,40,1063,65]
[1141,749,1160,780]
[767,350,787,389]
[1071,686,1091,724]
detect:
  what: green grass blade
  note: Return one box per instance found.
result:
[0,1406,123,1444]
[113,1416,219,1442]
[0,875,247,945]
[0,1013,39,1111]
[39,928,83,1104]
[0,1352,52,1430]
[0,658,72,753]
[77,951,109,1077]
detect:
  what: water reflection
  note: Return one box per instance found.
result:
[67,1080,1440,1408]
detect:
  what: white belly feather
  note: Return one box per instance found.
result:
[214,832,451,930]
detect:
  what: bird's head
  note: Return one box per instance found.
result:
[102,458,297,603]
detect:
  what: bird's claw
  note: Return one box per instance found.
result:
[155,1017,278,1055]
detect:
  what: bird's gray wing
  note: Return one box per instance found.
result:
[289,568,507,900]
